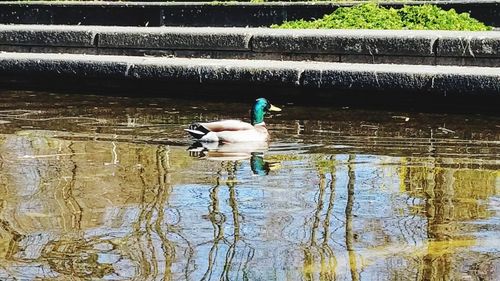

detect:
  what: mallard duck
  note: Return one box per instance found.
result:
[185,98,281,143]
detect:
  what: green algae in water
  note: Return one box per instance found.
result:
[272,3,492,31]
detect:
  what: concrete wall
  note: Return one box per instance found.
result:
[0,52,498,113]
[0,1,498,27]
[1,25,499,67]
[0,52,498,94]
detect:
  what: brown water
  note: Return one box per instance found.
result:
[0,90,498,281]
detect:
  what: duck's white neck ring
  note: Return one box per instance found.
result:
[254,122,266,126]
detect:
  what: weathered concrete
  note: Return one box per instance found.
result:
[437,31,500,57]
[0,1,498,27]
[339,54,436,65]
[98,27,252,51]
[435,57,500,67]
[0,24,95,47]
[0,52,498,95]
[1,25,499,67]
[251,29,437,56]
[301,63,500,94]
[0,45,99,55]
[129,60,300,85]
[0,53,128,78]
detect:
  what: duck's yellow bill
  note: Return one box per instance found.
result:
[269,104,282,112]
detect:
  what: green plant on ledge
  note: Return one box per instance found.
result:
[272,3,492,31]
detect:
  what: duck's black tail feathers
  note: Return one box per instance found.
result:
[185,123,210,139]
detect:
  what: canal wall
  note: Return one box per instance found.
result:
[1,25,499,67]
[0,1,498,27]
[0,52,498,94]
[0,2,498,110]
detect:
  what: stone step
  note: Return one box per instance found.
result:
[1,25,499,67]
[0,52,498,95]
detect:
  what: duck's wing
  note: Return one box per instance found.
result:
[185,120,254,141]
[199,120,254,132]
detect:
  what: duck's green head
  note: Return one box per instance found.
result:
[251,98,281,125]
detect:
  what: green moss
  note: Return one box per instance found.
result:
[272,3,492,31]
[398,4,491,30]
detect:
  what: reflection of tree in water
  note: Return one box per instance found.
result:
[398,157,498,281]
[61,142,83,231]
[302,155,339,281]
[345,155,359,281]
[39,141,109,279]
[125,145,187,281]
[0,138,195,280]
[0,138,118,279]
[202,161,255,281]
[1,131,498,280]
[0,151,22,261]
[45,143,193,280]
[41,239,115,279]
[0,198,24,265]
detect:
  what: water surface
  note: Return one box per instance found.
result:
[0,90,498,280]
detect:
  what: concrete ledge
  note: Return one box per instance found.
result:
[1,25,499,67]
[98,27,253,51]
[251,29,437,56]
[301,64,500,93]
[251,29,500,59]
[0,54,129,78]
[0,25,96,47]
[437,32,500,57]
[0,52,498,95]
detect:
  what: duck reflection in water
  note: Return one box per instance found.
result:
[188,141,280,175]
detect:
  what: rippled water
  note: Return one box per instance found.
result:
[0,90,498,281]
